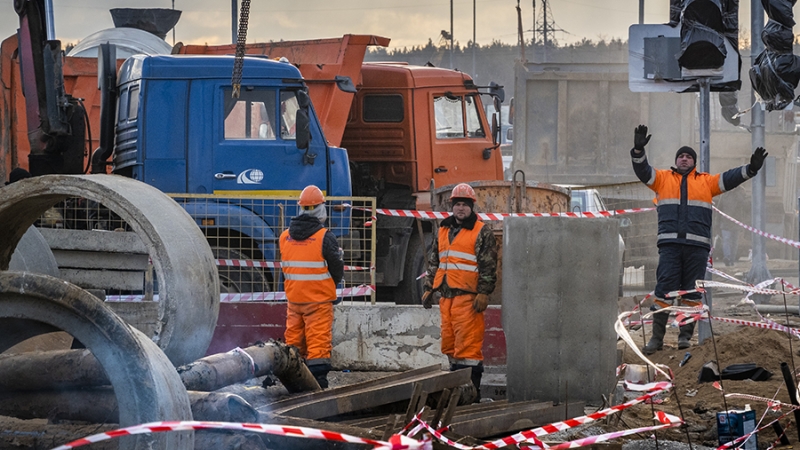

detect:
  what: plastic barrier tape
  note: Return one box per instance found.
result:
[368,207,654,221]
[50,420,428,450]
[105,285,376,302]
[216,259,371,271]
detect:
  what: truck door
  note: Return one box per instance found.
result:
[430,93,496,186]
[212,88,328,195]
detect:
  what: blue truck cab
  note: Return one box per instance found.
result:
[111,54,351,290]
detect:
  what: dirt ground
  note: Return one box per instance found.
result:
[3,261,800,449]
[612,263,800,450]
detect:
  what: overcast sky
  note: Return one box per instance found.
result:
[0,1,798,51]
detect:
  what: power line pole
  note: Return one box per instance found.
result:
[532,0,564,62]
[450,0,454,69]
[472,0,476,80]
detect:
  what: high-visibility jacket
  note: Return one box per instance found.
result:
[632,150,750,249]
[280,228,336,303]
[433,221,484,293]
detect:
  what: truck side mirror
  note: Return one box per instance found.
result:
[295,109,311,150]
[488,81,505,103]
[297,90,310,108]
[335,75,357,94]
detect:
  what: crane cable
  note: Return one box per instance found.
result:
[231,0,250,99]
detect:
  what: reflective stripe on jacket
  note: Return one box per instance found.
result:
[280,228,336,303]
[632,150,750,249]
[433,221,484,293]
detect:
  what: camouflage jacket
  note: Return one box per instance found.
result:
[423,212,497,298]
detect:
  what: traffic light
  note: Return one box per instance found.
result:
[676,0,739,71]
[750,0,800,111]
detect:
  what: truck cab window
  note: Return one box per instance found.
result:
[362,95,404,122]
[128,86,139,120]
[434,94,485,139]
[465,95,485,138]
[280,91,299,139]
[223,89,277,140]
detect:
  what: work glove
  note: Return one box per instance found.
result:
[633,125,651,152]
[421,290,433,309]
[473,293,489,313]
[748,147,768,176]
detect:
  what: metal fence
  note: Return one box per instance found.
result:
[37,195,378,304]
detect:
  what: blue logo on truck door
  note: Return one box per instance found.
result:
[237,169,264,184]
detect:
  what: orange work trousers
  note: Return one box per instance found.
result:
[284,301,334,364]
[440,293,484,364]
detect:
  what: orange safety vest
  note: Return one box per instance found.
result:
[279,228,336,303]
[433,222,484,293]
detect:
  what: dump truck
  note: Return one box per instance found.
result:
[1,7,509,303]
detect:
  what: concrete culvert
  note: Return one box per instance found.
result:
[0,175,220,366]
[0,272,193,450]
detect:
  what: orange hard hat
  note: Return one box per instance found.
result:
[450,183,477,202]
[298,185,325,206]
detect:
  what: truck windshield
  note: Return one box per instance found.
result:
[223,89,277,140]
[434,94,485,139]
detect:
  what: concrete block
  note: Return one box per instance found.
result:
[331,305,446,371]
[503,217,619,405]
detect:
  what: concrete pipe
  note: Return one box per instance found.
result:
[0,175,219,366]
[0,272,193,450]
[9,226,58,276]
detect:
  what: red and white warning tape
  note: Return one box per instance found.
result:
[714,205,800,249]
[697,279,793,296]
[405,382,679,450]
[105,285,376,302]
[216,259,371,271]
[371,207,654,221]
[49,420,428,450]
[474,383,674,450]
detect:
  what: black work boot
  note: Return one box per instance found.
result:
[643,312,668,355]
[307,363,331,389]
[678,322,695,349]
[470,363,484,403]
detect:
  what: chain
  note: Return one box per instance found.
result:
[231,0,251,98]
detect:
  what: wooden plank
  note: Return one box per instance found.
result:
[52,250,150,270]
[267,368,471,420]
[266,365,440,411]
[59,268,145,291]
[106,302,160,338]
[40,228,147,253]
[448,401,585,439]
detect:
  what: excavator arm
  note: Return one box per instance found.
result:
[14,0,86,175]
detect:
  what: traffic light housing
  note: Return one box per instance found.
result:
[676,0,739,72]
[750,0,800,111]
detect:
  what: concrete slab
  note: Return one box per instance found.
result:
[503,217,619,405]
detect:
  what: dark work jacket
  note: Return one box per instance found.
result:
[287,214,344,285]
[631,148,752,250]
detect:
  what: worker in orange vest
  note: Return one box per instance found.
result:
[422,183,497,401]
[280,185,344,388]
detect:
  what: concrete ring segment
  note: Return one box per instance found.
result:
[0,272,193,450]
[9,226,59,276]
[0,175,220,366]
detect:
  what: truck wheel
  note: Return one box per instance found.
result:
[211,247,271,294]
[396,232,432,305]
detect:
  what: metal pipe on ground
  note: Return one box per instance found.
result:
[0,340,319,393]
[754,305,800,315]
[780,362,800,442]
[0,388,258,423]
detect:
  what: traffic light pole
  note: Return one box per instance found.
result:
[748,0,771,301]
[698,78,713,344]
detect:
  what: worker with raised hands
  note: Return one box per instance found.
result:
[631,125,765,354]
